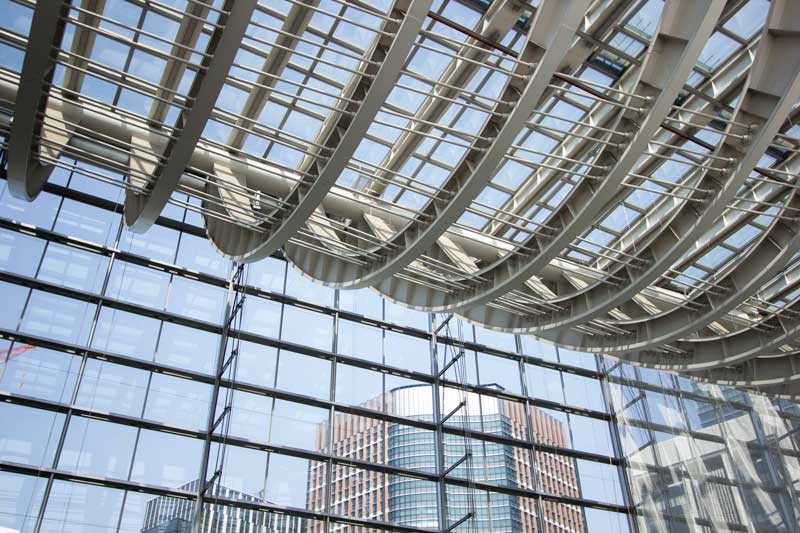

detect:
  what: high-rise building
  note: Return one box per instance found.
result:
[309,385,585,533]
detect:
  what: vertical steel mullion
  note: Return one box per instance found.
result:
[430,313,449,533]
[191,262,239,533]
[323,289,340,532]
[114,316,166,532]
[261,259,287,516]
[515,333,548,533]
[598,354,639,533]
[32,209,122,532]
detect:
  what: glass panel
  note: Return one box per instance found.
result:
[57,418,136,479]
[155,321,218,375]
[176,232,230,277]
[20,291,96,345]
[280,305,333,351]
[39,481,124,533]
[0,228,46,276]
[118,224,179,264]
[144,373,211,430]
[0,404,64,467]
[75,359,148,417]
[37,243,108,293]
[0,472,46,533]
[337,318,382,363]
[129,430,203,488]
[92,307,160,360]
[275,350,331,400]
[166,276,226,324]
[0,345,78,403]
[105,261,170,309]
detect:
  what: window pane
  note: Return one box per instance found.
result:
[280,306,333,351]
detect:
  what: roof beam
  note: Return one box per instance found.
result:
[201,0,435,262]
[434,0,727,318]
[225,0,318,151]
[284,0,592,291]
[124,0,257,232]
[6,0,72,201]
[61,0,106,96]
[455,0,795,340]
[534,0,800,357]
[361,0,524,198]
[147,0,212,125]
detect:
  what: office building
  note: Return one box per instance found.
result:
[308,386,584,532]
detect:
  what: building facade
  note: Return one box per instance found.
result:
[0,159,796,532]
[307,386,584,532]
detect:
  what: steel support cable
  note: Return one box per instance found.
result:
[382,0,725,316]
[452,5,793,337]
[284,0,591,294]
[200,0,433,262]
[123,0,257,232]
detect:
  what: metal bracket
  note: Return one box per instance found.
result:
[446,512,474,532]
[442,452,472,478]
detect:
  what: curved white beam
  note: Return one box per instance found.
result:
[457,0,800,340]
[620,299,800,387]
[433,0,726,325]
[225,0,319,151]
[124,0,257,232]
[6,0,71,201]
[604,189,800,360]
[284,0,592,290]
[524,11,800,357]
[201,0,434,262]
[148,0,213,125]
[363,0,523,200]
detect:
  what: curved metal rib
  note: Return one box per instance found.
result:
[6,0,72,201]
[605,186,800,361]
[448,0,727,329]
[528,6,800,356]
[284,0,591,291]
[123,0,257,232]
[629,299,800,392]
[452,0,800,342]
[201,0,434,262]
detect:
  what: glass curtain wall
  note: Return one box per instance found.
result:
[605,361,800,532]
[0,160,797,533]
[0,161,631,532]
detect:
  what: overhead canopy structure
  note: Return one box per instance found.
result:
[1,0,800,396]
